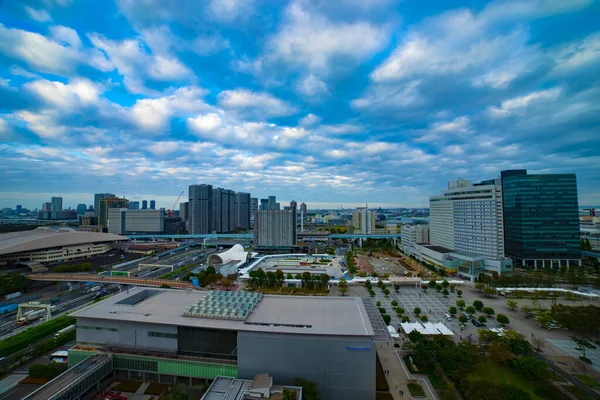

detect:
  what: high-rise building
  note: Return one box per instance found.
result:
[42,202,52,212]
[76,204,87,215]
[51,197,63,211]
[429,178,505,259]
[267,196,280,210]
[128,201,140,210]
[189,184,213,234]
[259,198,269,210]
[149,200,156,210]
[179,202,189,221]
[500,170,581,267]
[236,192,251,230]
[213,188,231,233]
[300,202,307,216]
[107,208,127,234]
[15,205,22,213]
[94,193,115,216]
[142,200,148,210]
[401,224,430,253]
[352,207,376,234]
[99,197,128,228]
[251,197,258,211]
[254,209,296,249]
[125,209,164,234]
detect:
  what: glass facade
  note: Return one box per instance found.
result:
[501,170,581,261]
[177,327,238,360]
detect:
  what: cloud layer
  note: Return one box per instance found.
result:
[1,0,599,209]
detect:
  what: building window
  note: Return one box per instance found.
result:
[148,331,178,339]
[78,325,118,332]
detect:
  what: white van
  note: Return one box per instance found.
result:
[444,313,452,321]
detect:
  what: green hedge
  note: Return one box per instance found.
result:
[29,363,68,379]
[0,316,75,357]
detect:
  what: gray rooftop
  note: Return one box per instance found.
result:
[74,287,374,337]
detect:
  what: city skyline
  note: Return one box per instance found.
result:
[1,1,600,209]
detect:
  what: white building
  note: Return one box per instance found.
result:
[401,224,429,253]
[429,178,505,260]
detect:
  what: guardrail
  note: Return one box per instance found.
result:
[27,274,199,289]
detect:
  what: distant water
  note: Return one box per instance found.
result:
[386,217,430,224]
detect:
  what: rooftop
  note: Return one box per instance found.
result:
[423,245,454,253]
[0,227,128,256]
[74,287,374,336]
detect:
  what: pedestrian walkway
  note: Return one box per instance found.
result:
[377,341,439,400]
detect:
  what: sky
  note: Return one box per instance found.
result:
[1,0,599,210]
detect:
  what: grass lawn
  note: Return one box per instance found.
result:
[408,383,425,397]
[548,369,567,382]
[144,382,169,395]
[112,380,142,393]
[573,374,600,388]
[469,361,554,400]
[563,384,594,400]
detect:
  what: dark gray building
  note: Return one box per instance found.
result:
[236,192,251,230]
[73,288,381,400]
[501,170,581,268]
[51,196,63,212]
[94,193,115,216]
[189,184,213,234]
[254,209,296,249]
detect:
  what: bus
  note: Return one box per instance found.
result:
[54,324,76,338]
[49,350,68,364]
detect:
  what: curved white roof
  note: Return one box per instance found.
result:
[208,244,248,265]
[0,227,129,256]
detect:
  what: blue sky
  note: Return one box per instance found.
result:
[1,0,599,210]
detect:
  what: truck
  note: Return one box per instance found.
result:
[16,306,57,326]
[87,285,102,293]
[5,291,22,301]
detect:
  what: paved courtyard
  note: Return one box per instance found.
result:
[547,339,600,373]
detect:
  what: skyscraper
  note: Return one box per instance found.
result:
[500,170,581,267]
[42,202,52,212]
[179,202,189,221]
[149,200,156,210]
[259,198,269,210]
[254,209,296,249]
[142,200,148,210]
[76,204,87,215]
[189,184,213,234]
[300,202,307,216]
[251,197,258,212]
[236,192,251,230]
[352,207,376,234]
[51,197,63,211]
[94,193,115,216]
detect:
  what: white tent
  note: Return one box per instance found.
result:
[387,325,400,338]
[400,322,454,336]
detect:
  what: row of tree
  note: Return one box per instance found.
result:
[247,268,333,291]
[0,273,32,297]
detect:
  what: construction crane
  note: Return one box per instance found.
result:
[167,190,184,217]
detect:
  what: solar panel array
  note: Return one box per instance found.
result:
[183,291,263,321]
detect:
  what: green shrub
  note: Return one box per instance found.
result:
[0,316,75,358]
[29,363,67,379]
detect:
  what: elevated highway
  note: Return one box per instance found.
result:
[27,273,200,289]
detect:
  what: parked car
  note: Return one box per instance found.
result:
[471,319,482,327]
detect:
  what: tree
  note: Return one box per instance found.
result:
[320,274,330,288]
[283,389,297,400]
[459,315,468,324]
[448,306,457,316]
[456,299,466,309]
[383,288,390,296]
[534,312,553,329]
[428,279,437,289]
[295,273,302,280]
[532,336,545,352]
[571,336,595,362]
[414,307,421,316]
[483,307,495,317]
[507,300,518,311]
[475,282,485,292]
[510,357,551,381]
[473,300,484,311]
[442,280,449,288]
[478,315,487,324]
[382,314,391,325]
[402,316,410,323]
[394,284,400,292]
[391,300,398,306]
[442,288,449,297]
[457,289,463,297]
[293,378,320,400]
[496,314,510,326]
[450,284,456,292]
[376,301,381,306]
[488,341,514,365]
[465,306,476,316]
[286,273,293,280]
[338,278,348,296]
[421,315,429,322]
[484,287,495,297]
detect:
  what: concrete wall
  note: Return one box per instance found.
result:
[237,331,375,400]
[76,317,178,352]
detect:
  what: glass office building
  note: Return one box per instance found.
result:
[501,170,581,268]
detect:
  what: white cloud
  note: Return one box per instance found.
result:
[300,113,321,126]
[296,74,330,99]
[0,117,10,139]
[264,1,388,74]
[25,7,52,22]
[15,110,66,138]
[25,78,104,108]
[0,23,109,76]
[146,141,182,156]
[131,86,210,132]
[551,32,600,74]
[50,25,81,48]
[208,0,254,22]
[321,124,362,135]
[217,89,297,117]
[352,80,422,110]
[88,33,194,94]
[488,88,562,117]
[188,113,222,134]
[431,116,471,133]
